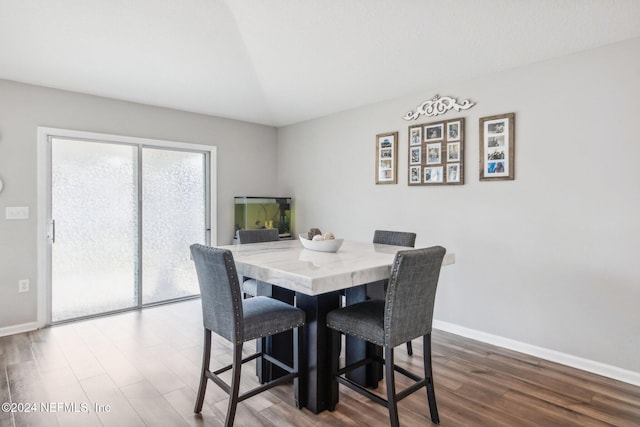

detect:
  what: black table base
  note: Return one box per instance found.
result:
[255,283,381,414]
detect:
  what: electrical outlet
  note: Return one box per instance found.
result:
[18,279,30,293]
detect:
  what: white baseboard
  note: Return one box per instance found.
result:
[0,321,42,338]
[433,320,640,387]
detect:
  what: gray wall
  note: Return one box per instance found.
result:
[277,38,640,377]
[1,38,638,383]
[0,79,278,329]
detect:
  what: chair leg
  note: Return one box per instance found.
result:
[384,346,400,427]
[328,329,341,411]
[423,334,439,424]
[194,329,211,413]
[406,340,413,356]
[293,325,303,409]
[224,342,243,427]
[256,336,269,384]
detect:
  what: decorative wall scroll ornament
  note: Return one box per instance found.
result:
[402,95,475,121]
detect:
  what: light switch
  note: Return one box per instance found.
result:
[6,206,30,220]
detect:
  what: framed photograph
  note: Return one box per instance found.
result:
[376,131,398,184]
[447,142,460,162]
[447,163,460,183]
[410,146,421,165]
[447,121,461,141]
[408,118,465,186]
[424,124,444,141]
[480,113,515,180]
[424,166,443,183]
[426,143,441,164]
[409,166,421,184]
[410,127,422,145]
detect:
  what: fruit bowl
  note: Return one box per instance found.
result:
[298,234,344,253]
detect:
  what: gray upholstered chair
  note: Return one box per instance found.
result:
[369,230,417,355]
[237,228,280,297]
[237,228,294,383]
[190,244,305,427]
[373,229,416,247]
[327,246,446,427]
[237,228,280,244]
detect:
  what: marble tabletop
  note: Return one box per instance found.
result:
[218,239,455,296]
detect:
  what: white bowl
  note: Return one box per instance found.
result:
[299,234,344,253]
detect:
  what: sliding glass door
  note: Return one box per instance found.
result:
[50,136,210,323]
[51,139,138,321]
[142,147,206,304]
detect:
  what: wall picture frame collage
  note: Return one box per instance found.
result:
[408,118,464,186]
[376,110,514,186]
[375,131,398,184]
[479,113,515,181]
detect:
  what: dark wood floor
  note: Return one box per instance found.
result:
[1,299,638,426]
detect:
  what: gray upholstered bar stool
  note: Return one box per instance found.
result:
[237,228,293,383]
[327,246,446,426]
[236,228,280,297]
[190,244,305,427]
[369,230,417,355]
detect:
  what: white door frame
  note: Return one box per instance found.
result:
[36,127,217,327]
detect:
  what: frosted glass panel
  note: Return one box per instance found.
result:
[52,139,138,322]
[142,148,205,304]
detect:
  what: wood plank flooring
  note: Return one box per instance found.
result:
[1,299,638,426]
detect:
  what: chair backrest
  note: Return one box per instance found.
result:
[237,228,280,244]
[190,244,244,344]
[384,246,446,348]
[373,230,416,248]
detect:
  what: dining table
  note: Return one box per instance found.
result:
[217,238,455,413]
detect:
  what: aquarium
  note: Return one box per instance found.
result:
[234,197,293,239]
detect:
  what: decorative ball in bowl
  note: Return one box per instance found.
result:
[298,234,344,253]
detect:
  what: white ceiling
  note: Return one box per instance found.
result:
[1,1,639,127]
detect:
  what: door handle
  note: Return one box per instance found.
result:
[49,219,56,243]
